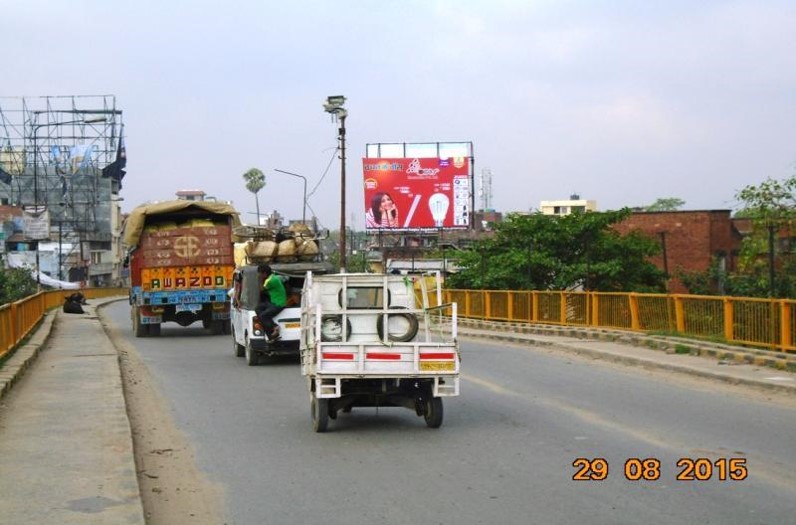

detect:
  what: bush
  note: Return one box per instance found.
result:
[0,256,37,305]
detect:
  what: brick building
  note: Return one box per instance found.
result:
[614,210,744,293]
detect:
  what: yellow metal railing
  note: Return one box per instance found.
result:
[0,288,127,362]
[433,289,796,353]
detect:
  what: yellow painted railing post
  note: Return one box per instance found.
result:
[10,302,19,347]
[781,301,792,352]
[465,291,472,318]
[674,295,685,333]
[723,297,734,342]
[507,292,514,321]
[591,293,600,327]
[629,293,640,331]
[484,290,490,320]
[531,291,539,322]
[559,291,566,325]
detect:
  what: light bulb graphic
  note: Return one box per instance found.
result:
[428,193,450,227]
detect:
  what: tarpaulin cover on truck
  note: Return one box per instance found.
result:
[123,200,242,247]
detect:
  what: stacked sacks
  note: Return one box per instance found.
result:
[289,224,319,262]
[276,239,298,262]
[296,236,319,261]
[244,240,279,263]
[234,225,321,265]
[234,242,250,267]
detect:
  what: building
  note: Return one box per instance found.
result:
[540,194,597,216]
[175,189,208,201]
[613,210,743,294]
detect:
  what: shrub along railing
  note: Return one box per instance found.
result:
[0,288,127,362]
[425,289,796,353]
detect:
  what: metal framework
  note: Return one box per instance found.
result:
[0,95,124,281]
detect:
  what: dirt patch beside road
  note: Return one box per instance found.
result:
[101,314,225,525]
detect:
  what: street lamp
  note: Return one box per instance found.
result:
[323,95,347,272]
[273,168,308,225]
[31,116,106,288]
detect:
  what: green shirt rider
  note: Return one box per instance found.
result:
[255,264,286,341]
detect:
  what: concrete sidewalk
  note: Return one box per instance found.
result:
[0,297,144,525]
[457,319,796,395]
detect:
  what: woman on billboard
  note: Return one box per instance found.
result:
[365,192,399,228]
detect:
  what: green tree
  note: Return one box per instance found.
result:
[734,175,796,297]
[446,210,666,292]
[644,197,685,211]
[242,168,266,224]
[679,175,796,298]
[0,256,37,305]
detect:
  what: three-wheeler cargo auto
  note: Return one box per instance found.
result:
[300,272,460,432]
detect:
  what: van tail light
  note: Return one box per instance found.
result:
[253,317,264,336]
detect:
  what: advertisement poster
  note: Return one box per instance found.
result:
[362,157,470,231]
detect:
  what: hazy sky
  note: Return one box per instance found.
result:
[4,0,795,229]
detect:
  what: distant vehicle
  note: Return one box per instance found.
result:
[229,225,333,365]
[124,200,241,337]
[300,272,460,432]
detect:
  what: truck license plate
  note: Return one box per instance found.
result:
[176,304,202,313]
[419,361,455,372]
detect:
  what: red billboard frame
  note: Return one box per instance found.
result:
[362,144,473,232]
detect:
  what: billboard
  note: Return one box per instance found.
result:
[362,157,471,231]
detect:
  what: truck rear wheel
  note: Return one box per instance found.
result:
[209,320,224,335]
[311,391,329,433]
[423,397,444,428]
[133,308,147,338]
[149,323,161,337]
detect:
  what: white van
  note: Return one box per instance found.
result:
[230,261,333,365]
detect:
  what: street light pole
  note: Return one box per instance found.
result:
[58,218,63,281]
[32,125,41,290]
[324,95,348,272]
[273,168,308,225]
[340,111,347,271]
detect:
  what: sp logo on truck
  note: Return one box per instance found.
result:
[174,236,201,258]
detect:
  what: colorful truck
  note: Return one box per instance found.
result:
[123,200,241,337]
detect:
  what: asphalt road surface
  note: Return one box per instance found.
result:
[104,301,796,525]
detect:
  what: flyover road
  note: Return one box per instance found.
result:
[102,301,796,525]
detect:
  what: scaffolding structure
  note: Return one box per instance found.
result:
[0,95,124,284]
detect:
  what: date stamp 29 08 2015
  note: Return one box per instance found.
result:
[572,457,748,482]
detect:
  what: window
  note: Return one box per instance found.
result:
[340,287,389,309]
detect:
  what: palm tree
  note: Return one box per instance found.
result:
[242,168,266,225]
